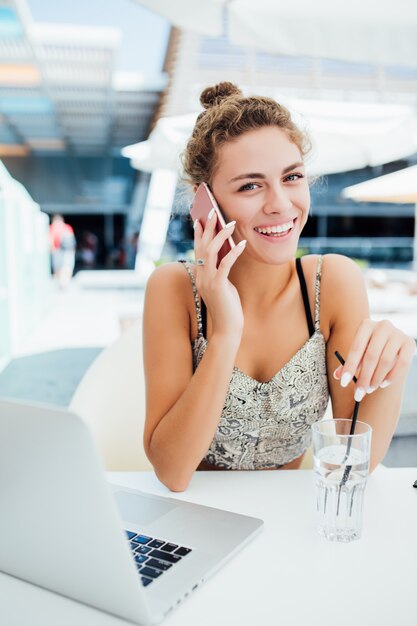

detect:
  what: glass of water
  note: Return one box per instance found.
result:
[311,419,372,543]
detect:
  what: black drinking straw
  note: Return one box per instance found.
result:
[335,350,359,441]
[334,351,361,490]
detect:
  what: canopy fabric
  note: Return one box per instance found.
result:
[122,101,417,177]
[134,0,417,68]
[122,113,195,173]
[135,0,224,36]
[342,165,417,204]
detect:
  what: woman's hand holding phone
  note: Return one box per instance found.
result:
[193,210,246,343]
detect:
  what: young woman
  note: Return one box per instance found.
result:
[142,82,415,492]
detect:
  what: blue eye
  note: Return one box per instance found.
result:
[238,182,259,192]
[285,173,304,182]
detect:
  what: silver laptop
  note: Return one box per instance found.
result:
[0,398,263,625]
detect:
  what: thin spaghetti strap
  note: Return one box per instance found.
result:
[295,257,315,338]
[314,255,323,331]
[178,260,204,338]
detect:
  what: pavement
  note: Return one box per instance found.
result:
[0,347,103,407]
[0,272,145,406]
[15,272,145,356]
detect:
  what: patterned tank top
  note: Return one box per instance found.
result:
[179,256,329,469]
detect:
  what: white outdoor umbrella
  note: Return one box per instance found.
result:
[342,165,417,267]
[135,0,417,68]
[122,100,417,177]
[122,113,196,173]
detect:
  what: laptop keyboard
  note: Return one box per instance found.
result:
[125,531,192,587]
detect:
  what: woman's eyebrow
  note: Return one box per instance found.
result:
[228,162,304,184]
[228,172,265,183]
[282,161,304,174]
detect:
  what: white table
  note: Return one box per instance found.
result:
[1,467,416,626]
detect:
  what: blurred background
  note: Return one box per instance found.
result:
[0,0,416,466]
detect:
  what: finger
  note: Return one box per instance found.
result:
[379,337,415,387]
[193,218,203,251]
[353,339,396,399]
[194,212,219,265]
[216,239,247,277]
[200,208,218,249]
[333,365,343,380]
[340,320,374,387]
[367,336,404,389]
[194,210,218,267]
[193,218,207,268]
[203,220,236,269]
[353,328,392,393]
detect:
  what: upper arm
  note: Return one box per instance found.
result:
[142,264,194,452]
[322,254,370,417]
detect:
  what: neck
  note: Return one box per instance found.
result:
[228,253,295,308]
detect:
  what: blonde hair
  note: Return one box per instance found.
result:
[182,82,311,186]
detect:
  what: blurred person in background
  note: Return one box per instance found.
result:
[49,214,76,289]
[79,230,99,269]
[126,231,140,269]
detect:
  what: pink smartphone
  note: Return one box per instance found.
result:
[190,182,235,264]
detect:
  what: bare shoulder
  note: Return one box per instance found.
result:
[321,253,364,283]
[145,262,196,310]
[145,262,193,295]
[298,253,362,281]
[320,254,369,327]
[144,262,196,336]
[323,253,362,278]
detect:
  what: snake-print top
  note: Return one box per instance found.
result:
[179,256,329,469]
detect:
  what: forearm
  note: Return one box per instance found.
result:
[358,380,406,472]
[147,334,240,491]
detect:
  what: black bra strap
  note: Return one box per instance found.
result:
[201,299,207,338]
[295,257,315,338]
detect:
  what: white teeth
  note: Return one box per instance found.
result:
[255,220,294,235]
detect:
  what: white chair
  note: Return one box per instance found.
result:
[70,323,153,471]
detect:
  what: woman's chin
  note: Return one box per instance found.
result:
[248,238,301,265]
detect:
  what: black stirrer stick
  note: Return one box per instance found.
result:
[334,351,361,489]
[334,349,359,442]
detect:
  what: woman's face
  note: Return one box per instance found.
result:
[211,126,310,265]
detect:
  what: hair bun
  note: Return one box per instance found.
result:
[200,82,242,109]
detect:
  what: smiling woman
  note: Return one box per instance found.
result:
[142,82,415,492]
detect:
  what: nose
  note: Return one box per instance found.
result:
[263,183,292,214]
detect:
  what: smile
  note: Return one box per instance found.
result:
[254,218,296,238]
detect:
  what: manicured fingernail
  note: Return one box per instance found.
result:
[380,380,391,388]
[208,208,215,220]
[193,219,199,229]
[354,387,366,402]
[340,372,352,388]
[225,220,236,229]
[237,239,246,247]
[367,386,376,394]
[333,366,342,380]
